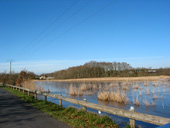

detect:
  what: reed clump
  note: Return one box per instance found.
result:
[144,81,148,86]
[143,100,150,107]
[133,85,139,90]
[69,85,83,96]
[22,80,36,90]
[153,94,158,100]
[151,101,156,106]
[69,85,78,96]
[122,86,129,90]
[97,91,128,104]
[80,83,92,91]
[133,95,140,106]
[98,91,109,101]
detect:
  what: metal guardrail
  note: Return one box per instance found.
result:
[3,83,170,128]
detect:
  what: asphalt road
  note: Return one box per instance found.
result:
[0,87,70,128]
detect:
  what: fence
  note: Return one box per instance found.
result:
[2,83,170,128]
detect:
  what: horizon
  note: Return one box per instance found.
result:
[0,0,170,74]
[0,59,170,75]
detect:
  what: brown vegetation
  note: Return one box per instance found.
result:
[38,76,170,82]
[43,61,170,80]
[22,80,36,90]
[15,71,36,86]
[97,91,129,104]
[69,85,83,96]
[133,95,140,106]
[143,100,150,107]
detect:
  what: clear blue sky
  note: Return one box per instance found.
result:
[0,0,170,74]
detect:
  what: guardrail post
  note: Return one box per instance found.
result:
[34,91,37,100]
[44,94,47,102]
[129,106,135,128]
[27,89,30,96]
[83,99,87,111]
[59,94,62,106]
[23,89,25,93]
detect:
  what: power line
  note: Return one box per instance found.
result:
[37,0,116,51]
[16,0,92,61]
[26,0,92,50]
[12,0,79,60]
[16,0,116,62]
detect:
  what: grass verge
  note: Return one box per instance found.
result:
[2,86,118,128]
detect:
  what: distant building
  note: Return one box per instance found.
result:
[39,75,47,80]
[39,75,55,80]
[148,69,157,73]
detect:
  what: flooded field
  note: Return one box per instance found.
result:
[34,78,170,128]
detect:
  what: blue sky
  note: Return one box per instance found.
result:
[0,0,170,74]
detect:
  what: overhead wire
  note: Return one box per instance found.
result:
[22,0,92,53]
[16,0,116,62]
[15,0,92,61]
[12,0,79,60]
[37,0,116,52]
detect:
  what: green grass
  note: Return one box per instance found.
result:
[2,86,118,128]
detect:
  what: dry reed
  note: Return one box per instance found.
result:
[133,95,140,106]
[144,81,148,86]
[49,76,170,82]
[97,91,128,104]
[122,86,129,90]
[143,100,150,107]
[69,85,83,96]
[151,101,156,106]
[22,80,36,90]
[153,94,158,100]
[133,85,139,89]
[69,85,78,96]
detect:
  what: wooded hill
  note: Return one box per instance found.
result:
[45,61,170,79]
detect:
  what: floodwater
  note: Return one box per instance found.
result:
[34,79,170,128]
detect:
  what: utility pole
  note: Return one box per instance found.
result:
[8,60,14,75]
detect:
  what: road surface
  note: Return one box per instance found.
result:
[0,87,70,128]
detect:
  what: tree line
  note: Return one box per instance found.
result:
[45,61,170,79]
[0,61,170,85]
[0,70,37,86]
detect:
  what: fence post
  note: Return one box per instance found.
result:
[83,99,87,111]
[44,94,47,102]
[34,91,37,100]
[23,89,25,94]
[59,94,62,106]
[129,106,135,128]
[27,90,30,96]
